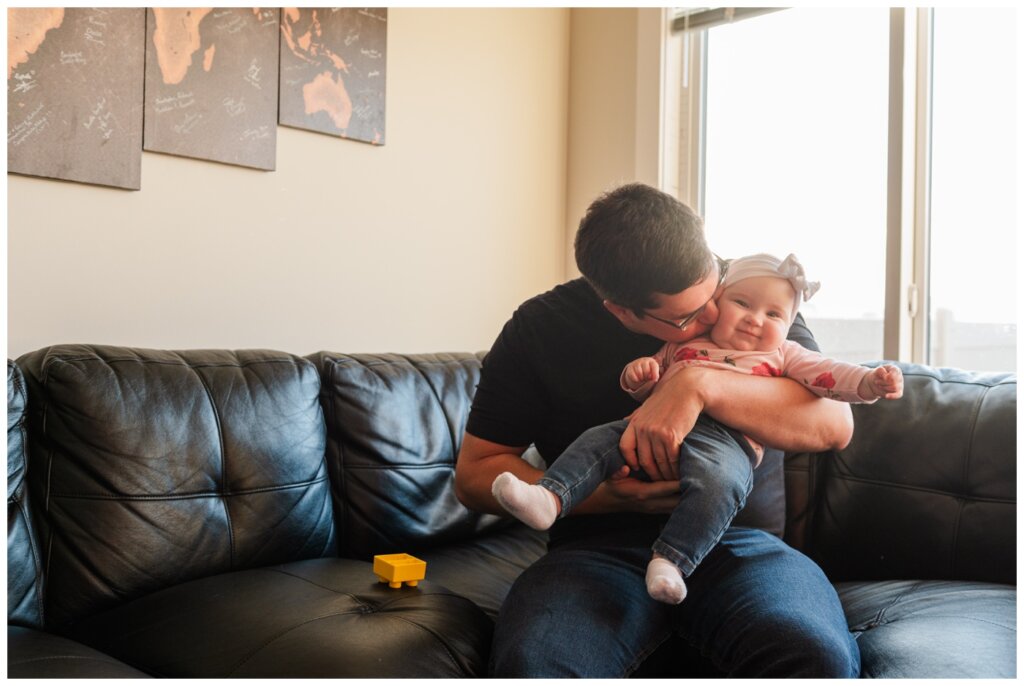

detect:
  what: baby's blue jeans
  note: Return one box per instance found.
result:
[536,414,756,575]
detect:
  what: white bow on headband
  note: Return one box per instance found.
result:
[777,253,821,304]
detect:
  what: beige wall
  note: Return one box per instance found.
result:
[564,8,668,277]
[6,8,571,358]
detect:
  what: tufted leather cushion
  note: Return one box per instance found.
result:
[7,361,45,629]
[15,345,336,628]
[309,352,509,559]
[800,363,1015,583]
[63,558,492,677]
[837,580,1016,678]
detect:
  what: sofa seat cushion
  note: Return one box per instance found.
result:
[7,626,149,678]
[417,522,548,619]
[837,580,1016,678]
[62,558,492,678]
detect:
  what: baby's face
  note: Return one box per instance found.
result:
[710,276,794,352]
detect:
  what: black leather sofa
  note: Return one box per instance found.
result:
[7,345,1016,677]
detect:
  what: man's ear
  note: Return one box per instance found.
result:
[602,300,634,326]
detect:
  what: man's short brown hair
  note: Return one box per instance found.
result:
[574,183,713,313]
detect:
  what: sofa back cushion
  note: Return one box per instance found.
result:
[8,360,45,629]
[310,352,508,559]
[16,345,335,628]
[788,362,1015,584]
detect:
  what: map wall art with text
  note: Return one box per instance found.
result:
[144,8,280,170]
[6,7,388,189]
[7,8,145,190]
[279,8,387,145]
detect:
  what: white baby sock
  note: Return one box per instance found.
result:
[491,472,560,530]
[646,555,687,605]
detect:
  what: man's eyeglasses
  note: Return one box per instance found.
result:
[642,254,729,330]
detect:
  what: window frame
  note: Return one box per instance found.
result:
[672,7,937,364]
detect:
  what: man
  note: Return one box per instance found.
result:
[454,183,859,677]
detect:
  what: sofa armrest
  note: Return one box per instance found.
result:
[788,362,1015,584]
[8,360,44,629]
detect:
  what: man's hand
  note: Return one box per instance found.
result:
[458,432,682,517]
[619,367,707,481]
[576,465,681,514]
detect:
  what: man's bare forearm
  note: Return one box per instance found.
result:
[455,432,681,516]
[668,366,854,452]
[454,433,541,515]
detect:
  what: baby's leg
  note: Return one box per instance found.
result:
[646,417,756,604]
[491,419,630,530]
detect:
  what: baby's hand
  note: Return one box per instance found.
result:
[623,357,660,391]
[864,364,904,400]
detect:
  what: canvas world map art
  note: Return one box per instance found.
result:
[144,8,280,170]
[7,7,387,190]
[278,8,387,145]
[7,8,145,189]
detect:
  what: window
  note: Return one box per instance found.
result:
[672,7,1017,371]
[928,8,1017,371]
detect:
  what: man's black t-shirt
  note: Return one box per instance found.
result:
[466,277,820,542]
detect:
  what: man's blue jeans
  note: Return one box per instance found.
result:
[537,415,755,576]
[490,526,860,677]
[495,415,859,677]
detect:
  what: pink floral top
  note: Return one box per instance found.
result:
[621,338,877,462]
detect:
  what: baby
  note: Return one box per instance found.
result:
[491,253,903,604]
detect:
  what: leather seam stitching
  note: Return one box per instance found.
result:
[382,615,465,675]
[14,495,46,625]
[225,609,371,675]
[953,385,987,575]
[900,372,1015,388]
[9,655,138,666]
[872,580,925,627]
[324,358,349,554]
[10,367,46,625]
[187,362,235,568]
[907,614,1016,632]
[408,362,458,465]
[821,474,1013,504]
[257,567,484,612]
[46,475,331,500]
[40,355,303,370]
[258,567,366,605]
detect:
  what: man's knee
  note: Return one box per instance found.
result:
[751,618,860,677]
[491,616,648,678]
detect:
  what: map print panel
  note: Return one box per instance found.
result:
[279,8,387,145]
[8,8,145,190]
[144,8,280,170]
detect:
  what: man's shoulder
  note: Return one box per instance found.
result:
[517,277,598,312]
[786,313,820,352]
[510,278,602,330]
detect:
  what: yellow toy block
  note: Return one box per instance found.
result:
[373,553,427,588]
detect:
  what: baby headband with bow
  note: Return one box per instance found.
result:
[721,252,821,321]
